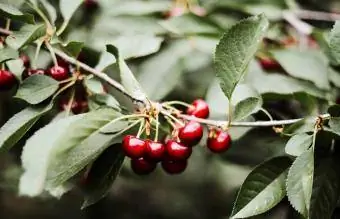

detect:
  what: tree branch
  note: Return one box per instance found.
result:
[293,9,340,22]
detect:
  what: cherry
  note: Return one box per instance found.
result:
[131,157,156,175]
[47,65,69,81]
[84,0,99,9]
[165,140,192,160]
[0,70,16,90]
[187,99,209,119]
[207,130,231,153]
[178,121,203,146]
[59,98,88,114]
[259,57,281,71]
[145,140,165,162]
[22,68,46,79]
[161,159,187,174]
[20,54,30,68]
[122,135,146,159]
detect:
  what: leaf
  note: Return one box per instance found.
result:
[84,77,105,94]
[81,144,125,208]
[39,0,57,24]
[0,104,52,152]
[88,94,120,111]
[329,117,340,135]
[329,68,340,88]
[309,158,340,219]
[232,84,262,121]
[159,14,219,35]
[19,115,83,196]
[61,41,84,58]
[285,133,313,157]
[214,14,268,99]
[329,21,340,65]
[106,0,171,16]
[59,0,83,23]
[6,58,25,78]
[286,149,314,217]
[272,49,330,90]
[0,3,34,24]
[106,44,148,102]
[231,156,292,218]
[0,47,19,63]
[6,24,46,49]
[95,51,116,71]
[138,40,192,100]
[15,75,59,104]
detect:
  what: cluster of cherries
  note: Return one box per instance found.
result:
[0,54,88,114]
[122,99,232,175]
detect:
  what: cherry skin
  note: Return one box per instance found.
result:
[161,159,187,174]
[0,70,16,90]
[145,140,165,162]
[207,130,232,153]
[20,54,30,68]
[186,99,209,119]
[165,140,192,160]
[122,135,146,159]
[59,98,88,114]
[47,65,69,81]
[259,57,281,71]
[22,68,46,79]
[178,121,203,146]
[131,157,157,175]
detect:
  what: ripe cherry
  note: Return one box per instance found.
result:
[20,54,30,68]
[186,99,209,119]
[161,159,187,174]
[122,135,146,159]
[59,98,88,114]
[0,70,16,90]
[259,57,281,71]
[207,130,231,153]
[131,157,156,175]
[84,0,99,9]
[47,65,69,81]
[165,140,192,160]
[145,140,165,162]
[22,68,46,79]
[178,121,203,146]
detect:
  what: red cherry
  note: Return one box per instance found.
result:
[22,68,46,79]
[84,0,99,9]
[122,135,146,159]
[207,130,231,153]
[178,121,203,146]
[145,141,165,162]
[59,98,88,114]
[47,65,69,81]
[20,54,30,68]
[165,140,192,160]
[0,70,16,90]
[259,57,281,71]
[131,157,156,175]
[161,159,187,174]
[186,99,209,118]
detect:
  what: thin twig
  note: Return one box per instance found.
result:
[293,9,340,22]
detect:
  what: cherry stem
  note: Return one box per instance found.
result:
[154,113,159,142]
[53,81,75,99]
[65,88,75,116]
[160,109,185,127]
[260,108,274,121]
[5,19,10,31]
[32,40,43,69]
[45,41,58,67]
[137,119,146,138]
[162,101,192,108]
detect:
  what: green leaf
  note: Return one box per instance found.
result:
[272,49,330,90]
[81,144,125,208]
[61,41,84,58]
[138,40,192,100]
[39,0,57,24]
[6,58,25,79]
[214,14,268,99]
[88,94,120,111]
[232,84,262,121]
[329,68,340,88]
[160,14,219,35]
[106,44,148,102]
[15,75,59,104]
[0,104,52,152]
[285,133,313,157]
[329,21,340,65]
[231,156,292,218]
[0,3,34,24]
[286,149,314,217]
[0,47,19,63]
[329,117,340,135]
[59,0,82,23]
[309,158,340,219]
[6,24,45,50]
[107,0,171,16]
[84,77,105,94]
